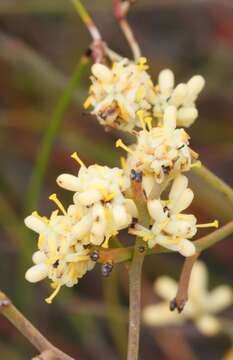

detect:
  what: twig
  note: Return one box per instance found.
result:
[98,220,233,264]
[192,165,233,204]
[0,291,74,360]
[113,0,141,60]
[170,253,199,313]
[26,55,89,211]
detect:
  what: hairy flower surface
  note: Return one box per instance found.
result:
[57,160,137,248]
[124,107,198,187]
[84,58,156,131]
[143,261,232,336]
[153,69,205,127]
[25,209,95,302]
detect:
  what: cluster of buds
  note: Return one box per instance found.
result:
[84,57,205,131]
[25,55,217,302]
[143,261,232,336]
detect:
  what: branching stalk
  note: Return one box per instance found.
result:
[113,0,141,60]
[0,291,73,360]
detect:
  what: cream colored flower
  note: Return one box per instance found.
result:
[121,107,198,187]
[143,261,232,336]
[130,175,218,256]
[25,207,95,303]
[84,58,156,131]
[57,157,137,248]
[153,69,205,127]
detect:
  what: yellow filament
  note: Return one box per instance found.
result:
[190,160,202,169]
[45,285,61,304]
[176,214,193,220]
[50,210,59,219]
[104,207,112,222]
[49,194,66,215]
[71,152,85,167]
[196,220,219,229]
[83,97,91,109]
[144,116,152,130]
[115,139,133,154]
[120,156,128,170]
[138,57,148,70]
[136,86,145,101]
[137,110,146,130]
[112,62,117,71]
[163,200,171,206]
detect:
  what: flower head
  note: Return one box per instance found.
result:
[124,107,198,186]
[24,209,95,302]
[153,69,205,127]
[143,261,232,336]
[130,175,218,257]
[84,58,156,131]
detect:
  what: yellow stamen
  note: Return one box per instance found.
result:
[45,285,61,304]
[71,152,85,167]
[83,97,91,109]
[115,139,133,154]
[49,194,66,215]
[50,210,59,219]
[191,160,202,169]
[136,86,145,101]
[137,110,146,130]
[104,207,112,222]
[120,156,127,170]
[137,57,148,70]
[190,149,199,159]
[38,234,45,250]
[176,214,193,220]
[112,62,117,71]
[144,116,152,130]
[163,200,171,206]
[196,220,219,229]
[50,282,57,289]
[104,192,115,202]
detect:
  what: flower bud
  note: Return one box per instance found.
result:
[91,64,112,82]
[177,107,198,127]
[154,276,177,300]
[158,69,174,95]
[71,215,92,240]
[25,263,48,283]
[56,174,80,191]
[187,75,205,100]
[112,204,130,228]
[32,251,46,264]
[163,105,177,131]
[196,315,220,336]
[170,83,187,107]
[77,189,102,206]
[171,188,194,214]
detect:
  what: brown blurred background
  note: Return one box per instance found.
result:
[0,0,232,359]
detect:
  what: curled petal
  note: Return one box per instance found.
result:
[24,214,47,234]
[195,315,220,336]
[154,276,177,301]
[56,174,80,191]
[158,69,175,95]
[147,199,166,223]
[91,64,112,82]
[143,303,182,327]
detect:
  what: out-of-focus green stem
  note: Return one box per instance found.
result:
[26,56,89,211]
[192,165,233,204]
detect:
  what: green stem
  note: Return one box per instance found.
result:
[26,56,89,211]
[127,238,145,360]
[192,165,233,204]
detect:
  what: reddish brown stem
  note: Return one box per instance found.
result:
[170,253,199,313]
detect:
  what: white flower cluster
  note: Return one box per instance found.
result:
[84,58,155,131]
[24,157,137,302]
[130,175,198,256]
[85,57,205,131]
[143,261,232,336]
[126,106,197,186]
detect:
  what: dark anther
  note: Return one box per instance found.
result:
[53,260,59,268]
[163,206,170,215]
[83,244,90,249]
[90,250,100,262]
[138,246,145,253]
[161,165,171,175]
[130,217,138,228]
[169,298,177,311]
[178,144,185,150]
[130,169,143,182]
[101,262,113,277]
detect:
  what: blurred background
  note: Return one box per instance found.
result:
[0,0,232,359]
